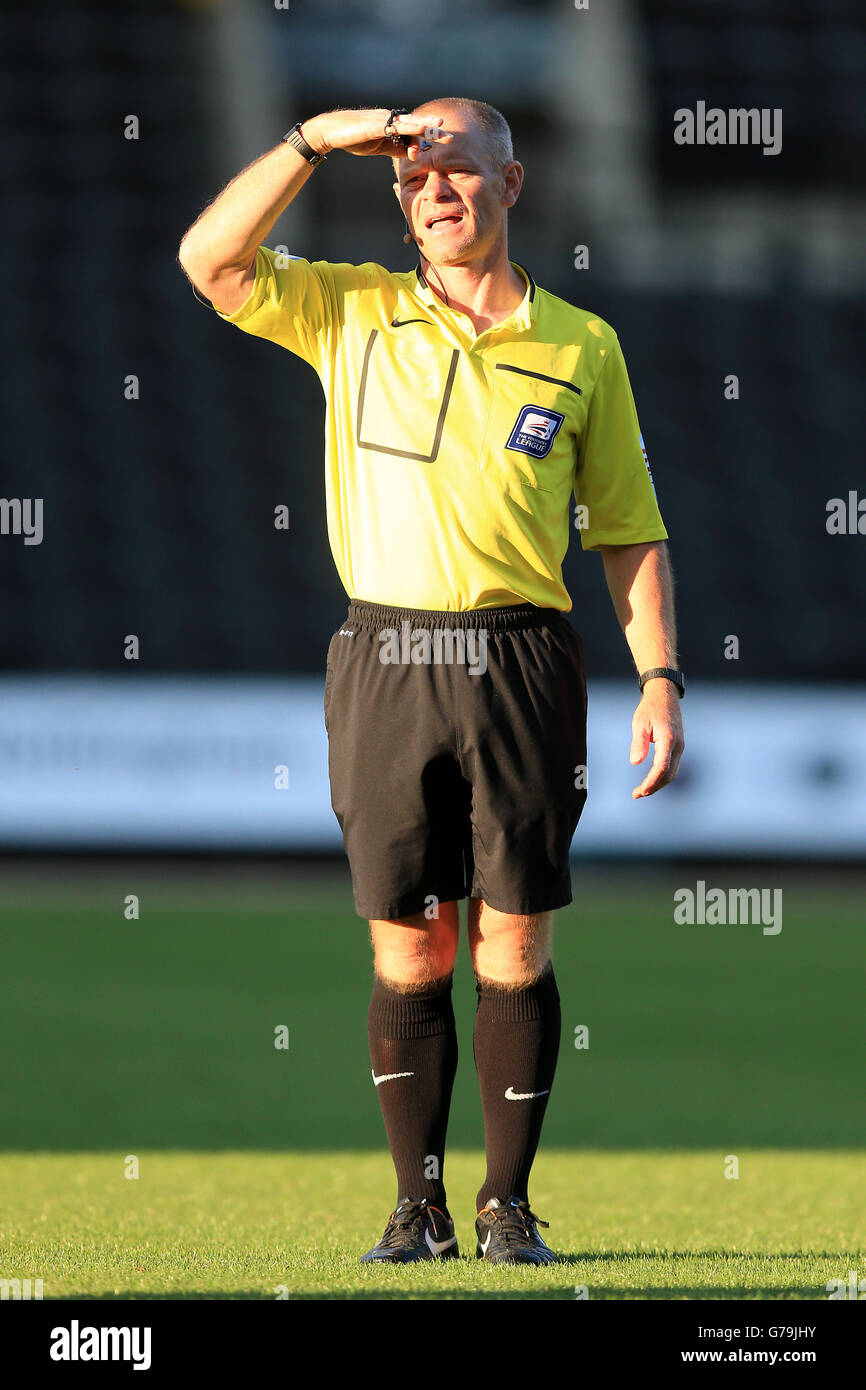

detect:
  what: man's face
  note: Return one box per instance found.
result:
[393,108,521,264]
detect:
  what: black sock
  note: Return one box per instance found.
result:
[473,962,561,1212]
[367,973,458,1210]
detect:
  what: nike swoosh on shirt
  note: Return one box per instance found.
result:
[504,1086,550,1101]
[371,1070,415,1086]
[425,1230,457,1256]
[390,317,432,328]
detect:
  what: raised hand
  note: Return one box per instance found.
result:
[301,109,451,160]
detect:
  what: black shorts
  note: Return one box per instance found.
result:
[323,599,588,920]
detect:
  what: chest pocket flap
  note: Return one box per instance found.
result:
[485,362,583,493]
[356,329,460,462]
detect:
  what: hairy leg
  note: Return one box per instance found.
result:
[370,901,460,990]
[467,898,553,986]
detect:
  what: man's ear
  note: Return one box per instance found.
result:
[392,181,403,205]
[501,160,523,210]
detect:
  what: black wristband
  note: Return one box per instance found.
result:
[639,667,685,698]
[283,122,326,167]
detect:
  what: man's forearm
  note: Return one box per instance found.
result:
[600,540,678,675]
[178,138,315,291]
[177,108,438,309]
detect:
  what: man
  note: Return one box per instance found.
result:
[178,99,684,1266]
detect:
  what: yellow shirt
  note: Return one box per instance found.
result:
[214,246,667,610]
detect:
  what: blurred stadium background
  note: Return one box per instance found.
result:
[1,0,864,1239]
[2,0,865,855]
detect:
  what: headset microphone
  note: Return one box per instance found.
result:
[402,218,414,245]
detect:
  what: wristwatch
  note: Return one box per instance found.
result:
[639,667,685,699]
[283,121,326,168]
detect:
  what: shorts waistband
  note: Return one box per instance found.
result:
[346,600,565,633]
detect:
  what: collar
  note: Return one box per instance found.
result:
[414,259,536,332]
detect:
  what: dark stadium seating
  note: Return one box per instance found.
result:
[1,0,863,681]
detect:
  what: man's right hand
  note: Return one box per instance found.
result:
[302,109,450,159]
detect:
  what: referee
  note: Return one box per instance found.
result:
[179,99,684,1266]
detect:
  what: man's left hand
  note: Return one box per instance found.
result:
[629,681,685,799]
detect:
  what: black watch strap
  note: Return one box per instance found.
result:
[283,122,325,167]
[639,667,685,698]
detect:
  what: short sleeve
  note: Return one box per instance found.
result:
[212,246,370,374]
[574,335,668,550]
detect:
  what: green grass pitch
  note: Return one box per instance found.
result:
[1,866,863,1299]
